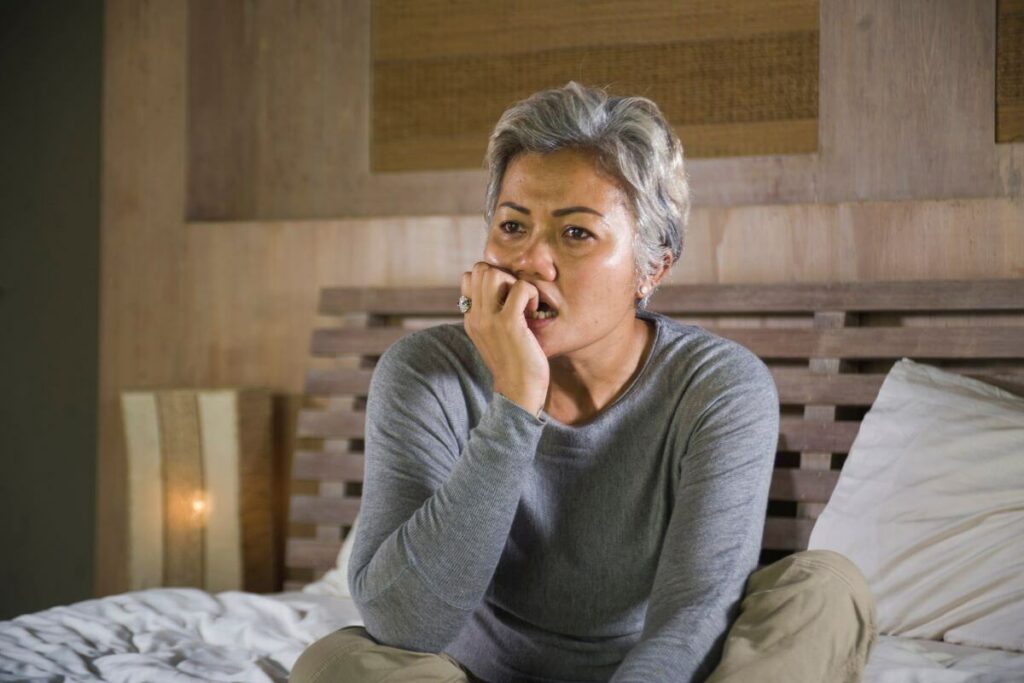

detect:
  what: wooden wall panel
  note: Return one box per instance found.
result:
[818,0,999,200]
[97,0,188,597]
[187,0,364,220]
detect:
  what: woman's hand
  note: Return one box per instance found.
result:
[461,262,549,417]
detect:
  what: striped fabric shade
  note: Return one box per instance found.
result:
[120,388,278,593]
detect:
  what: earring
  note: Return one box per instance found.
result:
[639,285,649,296]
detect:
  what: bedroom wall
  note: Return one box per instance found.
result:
[0,0,103,618]
[95,0,1024,597]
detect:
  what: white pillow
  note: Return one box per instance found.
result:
[807,358,1024,652]
[301,514,361,598]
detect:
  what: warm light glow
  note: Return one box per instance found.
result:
[190,492,209,523]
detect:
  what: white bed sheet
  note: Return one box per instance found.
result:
[0,588,360,682]
[2,588,1023,682]
[864,636,1024,683]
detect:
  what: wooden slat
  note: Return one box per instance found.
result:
[289,495,362,526]
[286,538,342,568]
[286,514,818,559]
[762,516,815,551]
[310,324,1023,359]
[798,311,857,519]
[773,369,1024,404]
[714,327,1024,359]
[772,371,884,405]
[769,468,840,503]
[292,451,365,481]
[297,409,364,439]
[304,367,1024,405]
[304,367,375,395]
[779,419,860,453]
[319,280,1024,316]
[653,280,1024,313]
[295,410,860,452]
[320,287,466,316]
[311,327,407,356]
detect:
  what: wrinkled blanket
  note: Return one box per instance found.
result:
[0,589,359,682]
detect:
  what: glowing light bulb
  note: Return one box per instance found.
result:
[190,492,209,525]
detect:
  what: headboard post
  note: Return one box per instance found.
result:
[798,311,860,520]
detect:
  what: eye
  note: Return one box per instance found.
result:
[564,226,593,241]
[498,220,523,235]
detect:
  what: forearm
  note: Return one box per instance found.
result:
[607,548,753,682]
[612,350,778,681]
[350,392,545,651]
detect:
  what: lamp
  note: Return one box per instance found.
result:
[121,388,278,592]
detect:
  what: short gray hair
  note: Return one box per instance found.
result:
[483,81,690,309]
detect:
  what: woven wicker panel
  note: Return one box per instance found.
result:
[283,280,1024,590]
[371,0,818,170]
[998,0,1024,142]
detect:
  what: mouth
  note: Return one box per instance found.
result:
[525,298,558,320]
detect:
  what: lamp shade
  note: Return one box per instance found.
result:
[120,388,278,593]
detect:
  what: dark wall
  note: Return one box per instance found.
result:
[0,0,103,619]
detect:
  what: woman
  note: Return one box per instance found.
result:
[291,82,877,683]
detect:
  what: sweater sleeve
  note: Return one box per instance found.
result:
[609,343,780,682]
[347,330,547,653]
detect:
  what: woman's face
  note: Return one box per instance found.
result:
[483,148,643,359]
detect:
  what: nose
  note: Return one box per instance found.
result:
[508,232,557,282]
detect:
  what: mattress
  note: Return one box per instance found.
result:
[2,588,1023,682]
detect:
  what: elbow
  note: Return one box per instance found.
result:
[357,608,455,654]
[350,565,466,654]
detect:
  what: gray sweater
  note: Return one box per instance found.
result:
[348,309,780,682]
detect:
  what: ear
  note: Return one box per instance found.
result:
[638,250,674,297]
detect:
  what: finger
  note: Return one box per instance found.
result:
[481,265,516,313]
[469,262,490,316]
[477,260,516,304]
[460,271,471,300]
[502,279,539,319]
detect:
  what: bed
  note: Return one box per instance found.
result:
[3,279,1022,683]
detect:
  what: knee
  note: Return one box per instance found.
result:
[290,626,370,683]
[290,632,335,683]
[781,550,876,615]
[290,644,318,683]
[789,550,870,591]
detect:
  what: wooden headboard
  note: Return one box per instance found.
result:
[283,279,1024,591]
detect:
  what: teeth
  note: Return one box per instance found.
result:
[526,309,558,320]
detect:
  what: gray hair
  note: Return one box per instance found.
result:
[483,81,690,309]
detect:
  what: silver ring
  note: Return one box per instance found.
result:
[458,295,472,314]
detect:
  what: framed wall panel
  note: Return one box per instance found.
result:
[371,0,819,171]
[997,0,1024,142]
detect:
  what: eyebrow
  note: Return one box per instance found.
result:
[498,201,605,218]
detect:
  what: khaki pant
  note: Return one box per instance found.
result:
[290,549,877,683]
